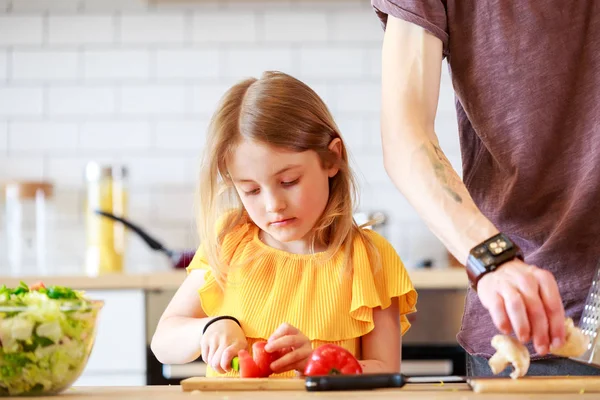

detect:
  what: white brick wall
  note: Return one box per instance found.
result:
[48,16,115,44]
[12,50,79,80]
[0,87,44,115]
[192,12,258,43]
[83,50,151,80]
[0,121,7,153]
[47,86,116,115]
[155,49,219,79]
[0,16,43,45]
[0,0,461,274]
[9,121,78,152]
[79,121,152,151]
[263,12,328,42]
[0,50,6,80]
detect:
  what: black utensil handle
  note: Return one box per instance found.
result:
[304,373,406,392]
[94,210,168,253]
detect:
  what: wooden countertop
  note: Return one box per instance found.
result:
[40,385,597,399]
[0,268,468,291]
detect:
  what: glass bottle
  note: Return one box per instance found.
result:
[85,162,128,276]
[3,181,54,276]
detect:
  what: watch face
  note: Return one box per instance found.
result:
[487,236,512,255]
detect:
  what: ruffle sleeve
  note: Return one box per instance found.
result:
[350,230,418,335]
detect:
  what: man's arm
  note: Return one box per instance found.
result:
[380,16,497,263]
[379,15,566,355]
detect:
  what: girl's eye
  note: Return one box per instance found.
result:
[282,178,299,187]
[244,188,260,195]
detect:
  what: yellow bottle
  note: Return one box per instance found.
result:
[85,163,128,275]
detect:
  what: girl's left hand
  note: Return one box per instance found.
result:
[264,323,312,374]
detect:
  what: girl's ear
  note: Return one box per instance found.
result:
[327,138,342,178]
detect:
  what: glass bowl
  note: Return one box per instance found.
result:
[0,299,104,396]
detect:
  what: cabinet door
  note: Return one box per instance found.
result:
[82,290,146,373]
[74,373,146,387]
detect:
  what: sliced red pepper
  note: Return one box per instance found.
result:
[230,341,287,378]
[236,349,263,378]
[252,341,279,377]
[303,344,363,376]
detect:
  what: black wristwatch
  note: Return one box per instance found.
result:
[466,233,523,290]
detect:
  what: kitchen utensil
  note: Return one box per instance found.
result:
[572,260,600,368]
[94,210,195,269]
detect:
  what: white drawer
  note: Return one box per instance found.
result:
[74,372,146,386]
[83,289,146,373]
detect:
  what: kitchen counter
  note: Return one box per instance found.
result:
[27,385,598,399]
[0,268,469,291]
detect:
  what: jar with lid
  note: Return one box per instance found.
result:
[85,162,128,276]
[2,181,55,276]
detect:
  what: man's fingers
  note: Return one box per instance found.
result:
[501,284,530,342]
[519,275,550,355]
[482,291,512,334]
[535,268,566,348]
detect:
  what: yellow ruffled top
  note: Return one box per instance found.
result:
[186,221,417,378]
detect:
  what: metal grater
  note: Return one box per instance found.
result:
[572,260,600,367]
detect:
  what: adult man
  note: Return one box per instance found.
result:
[371,1,599,375]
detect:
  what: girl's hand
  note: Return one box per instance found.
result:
[264,323,313,374]
[201,319,247,374]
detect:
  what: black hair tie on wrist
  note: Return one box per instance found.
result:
[202,316,241,335]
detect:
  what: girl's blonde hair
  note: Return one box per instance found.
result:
[197,71,378,283]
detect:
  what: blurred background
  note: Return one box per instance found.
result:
[0,0,461,276]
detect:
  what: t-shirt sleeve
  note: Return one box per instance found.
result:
[371,0,449,56]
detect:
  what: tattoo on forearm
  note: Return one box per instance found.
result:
[421,142,463,203]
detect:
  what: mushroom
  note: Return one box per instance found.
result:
[488,335,530,379]
[549,318,589,357]
[488,318,589,379]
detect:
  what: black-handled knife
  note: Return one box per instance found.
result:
[304,373,406,391]
[304,374,467,391]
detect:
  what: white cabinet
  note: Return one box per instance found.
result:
[73,373,146,387]
[74,289,146,386]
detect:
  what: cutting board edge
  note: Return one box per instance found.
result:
[180,377,307,392]
[468,376,600,394]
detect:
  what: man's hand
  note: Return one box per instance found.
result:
[477,259,567,355]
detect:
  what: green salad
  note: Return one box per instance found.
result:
[0,282,102,396]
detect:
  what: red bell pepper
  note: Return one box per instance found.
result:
[231,341,286,378]
[251,341,280,377]
[303,344,363,376]
[236,349,263,378]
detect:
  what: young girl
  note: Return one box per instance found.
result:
[151,71,417,378]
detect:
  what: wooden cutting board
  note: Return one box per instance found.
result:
[181,376,600,393]
[181,377,305,391]
[468,376,600,393]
